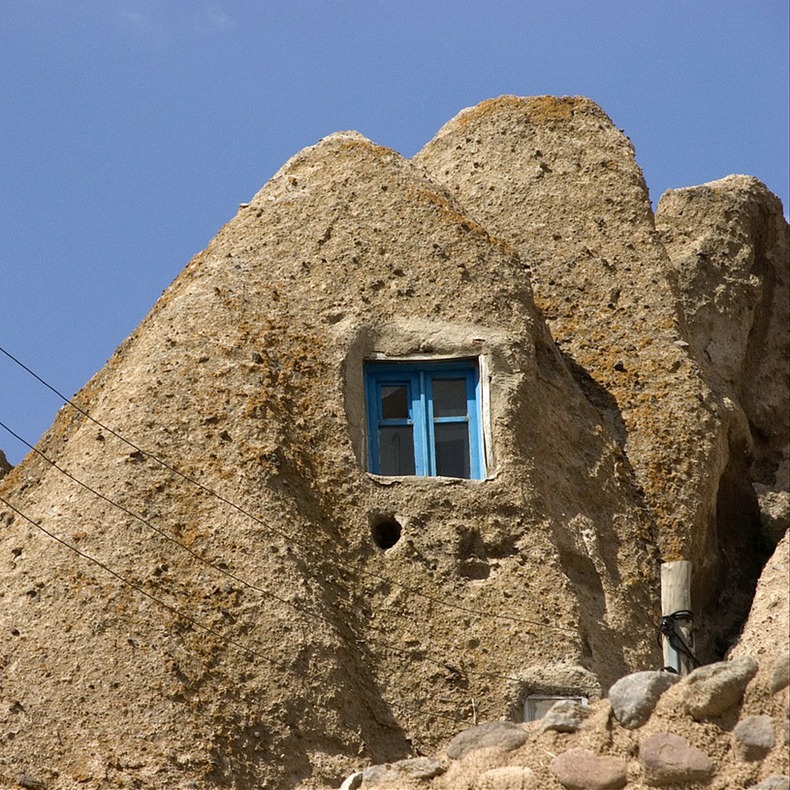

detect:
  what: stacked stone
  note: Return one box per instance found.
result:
[345,651,789,789]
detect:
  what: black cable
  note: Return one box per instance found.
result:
[0,493,292,673]
[657,610,701,668]
[0,418,329,622]
[0,418,583,694]
[0,343,578,634]
[0,493,475,729]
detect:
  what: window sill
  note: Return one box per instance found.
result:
[366,472,492,487]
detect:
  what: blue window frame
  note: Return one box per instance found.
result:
[365,359,484,480]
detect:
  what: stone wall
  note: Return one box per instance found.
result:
[345,649,789,790]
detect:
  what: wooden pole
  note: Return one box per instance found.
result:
[660,561,694,675]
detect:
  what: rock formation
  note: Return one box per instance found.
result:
[0,96,787,789]
[0,449,11,480]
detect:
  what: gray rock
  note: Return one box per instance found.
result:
[549,747,627,789]
[772,651,790,694]
[734,714,775,760]
[683,655,758,719]
[747,777,790,790]
[608,670,680,729]
[339,771,363,790]
[362,757,444,785]
[639,732,714,786]
[540,699,590,733]
[445,721,528,760]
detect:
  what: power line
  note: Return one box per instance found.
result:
[0,343,579,634]
[0,493,293,673]
[0,418,558,688]
[0,493,476,729]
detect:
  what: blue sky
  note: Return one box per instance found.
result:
[1,1,788,466]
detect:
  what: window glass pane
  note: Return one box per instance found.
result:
[378,426,415,475]
[432,378,467,417]
[381,385,409,419]
[435,422,470,478]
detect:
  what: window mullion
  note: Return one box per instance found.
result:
[419,371,433,476]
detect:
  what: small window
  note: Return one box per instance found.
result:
[524,695,588,722]
[364,359,484,480]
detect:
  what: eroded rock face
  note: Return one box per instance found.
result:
[417,98,790,663]
[656,176,790,492]
[657,177,790,655]
[0,124,659,788]
[730,532,790,663]
[413,97,740,648]
[0,97,786,789]
[0,449,11,480]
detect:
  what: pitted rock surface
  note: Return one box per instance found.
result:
[0,95,787,790]
[415,95,726,571]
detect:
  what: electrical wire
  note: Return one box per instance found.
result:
[0,492,477,729]
[0,343,579,635]
[0,418,580,691]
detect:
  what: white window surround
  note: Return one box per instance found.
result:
[524,694,589,722]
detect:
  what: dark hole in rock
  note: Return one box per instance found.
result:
[371,517,402,550]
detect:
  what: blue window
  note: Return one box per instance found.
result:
[365,359,484,480]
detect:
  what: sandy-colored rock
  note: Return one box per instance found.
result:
[540,699,589,733]
[772,652,790,694]
[639,732,713,785]
[0,448,11,480]
[415,97,732,616]
[657,176,790,656]
[755,486,790,547]
[731,533,790,663]
[362,757,445,786]
[683,656,758,719]
[0,96,787,789]
[550,747,627,789]
[475,766,538,790]
[657,176,790,492]
[340,772,363,790]
[748,778,790,790]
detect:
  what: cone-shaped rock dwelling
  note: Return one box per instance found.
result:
[1,97,787,790]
